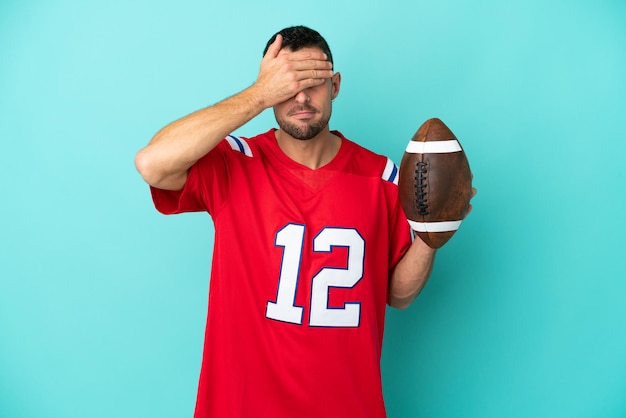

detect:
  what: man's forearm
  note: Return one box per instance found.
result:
[135,87,266,190]
[388,237,437,309]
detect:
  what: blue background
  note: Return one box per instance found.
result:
[1,0,625,417]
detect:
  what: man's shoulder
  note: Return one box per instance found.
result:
[216,129,276,158]
[238,128,276,142]
[333,131,399,184]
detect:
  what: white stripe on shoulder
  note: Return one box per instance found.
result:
[381,158,399,185]
[225,135,253,157]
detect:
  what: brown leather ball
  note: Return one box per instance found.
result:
[398,118,473,248]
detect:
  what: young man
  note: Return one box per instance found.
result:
[136,26,437,418]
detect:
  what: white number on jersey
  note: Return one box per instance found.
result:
[265,224,365,327]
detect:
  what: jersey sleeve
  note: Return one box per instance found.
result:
[388,186,413,269]
[150,140,233,216]
[381,159,412,272]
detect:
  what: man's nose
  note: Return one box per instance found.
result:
[294,90,310,104]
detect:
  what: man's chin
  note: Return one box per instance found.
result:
[278,121,327,141]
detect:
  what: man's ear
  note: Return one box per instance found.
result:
[331,72,341,100]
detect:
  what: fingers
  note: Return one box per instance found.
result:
[278,46,328,62]
[465,187,477,218]
[294,75,329,92]
[288,67,334,86]
[272,54,333,88]
[255,44,334,107]
[291,58,333,73]
[265,34,283,59]
[281,50,333,83]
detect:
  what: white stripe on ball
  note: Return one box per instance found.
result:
[405,140,461,154]
[408,219,462,232]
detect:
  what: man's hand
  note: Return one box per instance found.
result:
[252,34,334,108]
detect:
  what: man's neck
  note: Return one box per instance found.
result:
[275,129,341,170]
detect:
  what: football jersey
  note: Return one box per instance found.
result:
[150,129,412,418]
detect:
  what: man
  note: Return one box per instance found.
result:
[136,26,438,418]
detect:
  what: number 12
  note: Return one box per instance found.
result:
[266,224,365,328]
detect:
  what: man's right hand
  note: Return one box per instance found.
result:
[252,34,334,108]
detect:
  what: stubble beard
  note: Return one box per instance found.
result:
[275,108,331,141]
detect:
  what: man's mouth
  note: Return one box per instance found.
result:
[288,106,318,118]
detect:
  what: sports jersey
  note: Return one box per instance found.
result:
[150,128,412,418]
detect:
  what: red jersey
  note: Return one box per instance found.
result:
[151,129,412,418]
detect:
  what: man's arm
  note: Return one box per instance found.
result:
[134,34,334,190]
[389,188,476,309]
[388,237,437,309]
